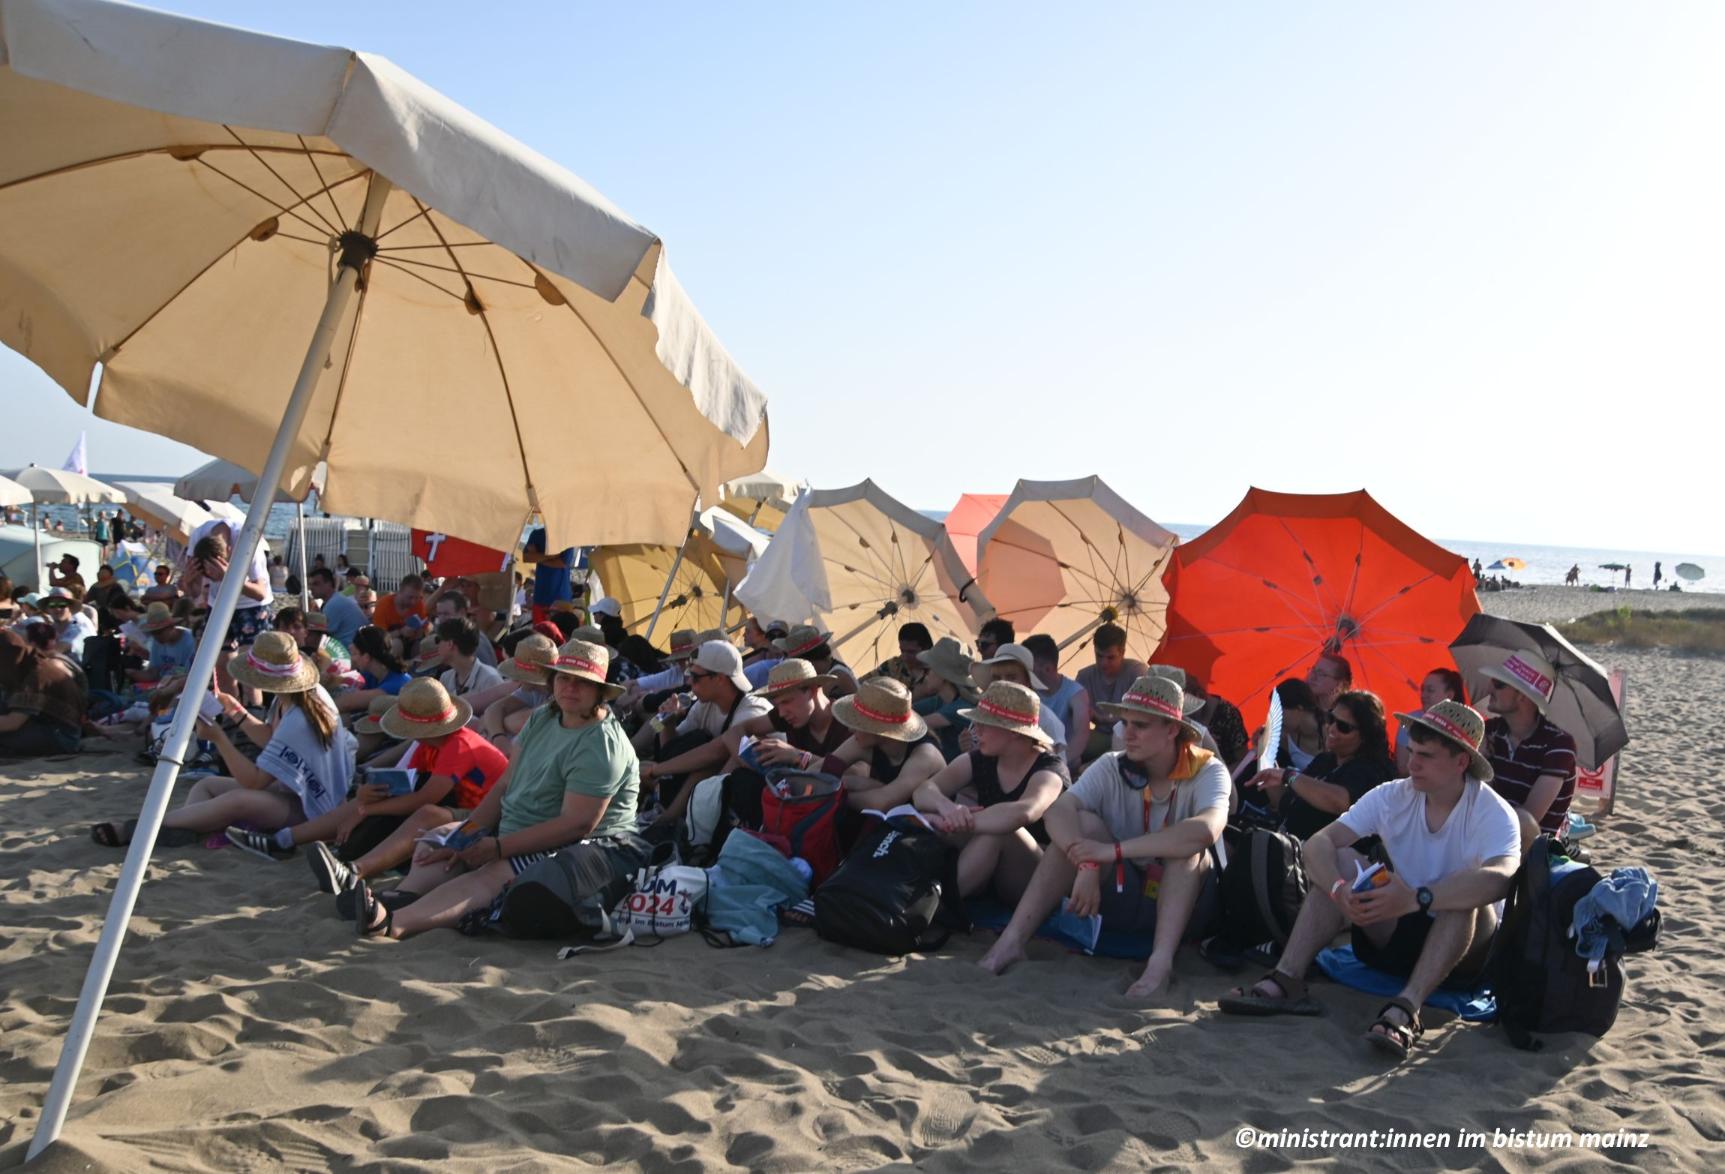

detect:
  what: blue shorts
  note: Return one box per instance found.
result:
[222,606,269,650]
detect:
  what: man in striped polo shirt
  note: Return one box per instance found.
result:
[1480,650,1578,838]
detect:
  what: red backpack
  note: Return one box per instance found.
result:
[756,771,847,887]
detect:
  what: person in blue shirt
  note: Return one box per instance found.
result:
[336,626,413,713]
[521,527,576,624]
[308,565,366,646]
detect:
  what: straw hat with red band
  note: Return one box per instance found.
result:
[758,657,839,697]
[832,677,929,742]
[1147,664,1205,715]
[139,601,179,633]
[773,623,834,658]
[663,629,700,662]
[1479,649,1557,715]
[1097,674,1204,739]
[1393,699,1496,782]
[958,681,1053,748]
[228,630,320,693]
[500,633,558,685]
[358,693,400,736]
[380,677,473,740]
[545,638,624,700]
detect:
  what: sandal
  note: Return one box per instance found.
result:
[1217,969,1323,1017]
[1364,997,1424,1059]
[352,882,394,939]
[91,820,137,848]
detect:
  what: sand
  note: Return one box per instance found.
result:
[2,584,1721,1170]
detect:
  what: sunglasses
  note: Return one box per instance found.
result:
[685,669,715,682]
[1325,716,1357,734]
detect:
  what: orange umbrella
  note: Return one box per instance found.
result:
[943,492,1009,574]
[1156,488,1479,727]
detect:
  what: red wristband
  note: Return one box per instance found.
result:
[1078,861,1100,871]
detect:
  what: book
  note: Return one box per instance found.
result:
[861,803,938,832]
[366,768,418,798]
[415,821,484,851]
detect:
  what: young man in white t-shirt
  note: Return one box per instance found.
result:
[1218,700,1525,1060]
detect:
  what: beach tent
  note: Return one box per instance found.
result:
[974,477,1179,673]
[0,0,771,1153]
[106,539,155,591]
[1,465,126,591]
[0,524,101,593]
[590,506,770,638]
[719,469,801,532]
[943,492,1009,575]
[736,480,990,675]
[1156,488,1480,728]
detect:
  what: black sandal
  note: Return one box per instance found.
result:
[352,882,394,939]
[1217,968,1323,1016]
[92,820,137,848]
[1364,997,1424,1059]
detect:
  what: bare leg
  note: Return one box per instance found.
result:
[955,833,1004,899]
[990,830,1045,907]
[287,800,359,847]
[1234,869,1351,1000]
[1370,905,1499,1042]
[1126,849,1209,998]
[1515,808,1539,858]
[379,858,514,939]
[351,807,454,880]
[390,836,469,898]
[978,812,1112,975]
[162,780,296,833]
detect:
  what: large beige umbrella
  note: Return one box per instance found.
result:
[0,472,32,508]
[736,480,990,675]
[2,463,127,589]
[591,506,770,638]
[975,476,1180,673]
[0,0,769,1155]
[719,468,801,532]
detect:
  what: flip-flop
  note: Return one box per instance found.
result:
[352,882,394,939]
[1217,969,1323,1017]
[91,820,137,848]
[1364,997,1423,1059]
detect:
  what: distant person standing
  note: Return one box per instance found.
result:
[1565,563,1579,586]
[1624,565,1632,587]
[1653,562,1663,590]
[1471,558,1483,582]
[521,526,576,624]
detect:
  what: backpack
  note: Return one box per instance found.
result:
[1488,835,1659,1050]
[758,770,846,887]
[814,815,967,956]
[477,834,652,940]
[1215,827,1308,950]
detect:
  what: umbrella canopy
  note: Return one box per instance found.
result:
[0,473,32,508]
[975,477,1179,673]
[1157,488,1481,727]
[1598,563,1628,571]
[1486,557,1526,572]
[1,464,125,505]
[1675,562,1704,581]
[114,481,213,542]
[107,539,155,591]
[1449,614,1628,769]
[944,492,1009,575]
[0,0,768,551]
[736,480,990,674]
[719,469,801,532]
[589,507,764,637]
[174,457,321,505]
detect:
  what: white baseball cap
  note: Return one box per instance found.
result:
[691,640,751,693]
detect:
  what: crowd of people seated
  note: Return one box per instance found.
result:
[0,519,1594,1063]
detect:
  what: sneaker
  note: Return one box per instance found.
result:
[224,826,293,861]
[307,842,355,894]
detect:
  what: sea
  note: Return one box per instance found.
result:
[45,477,1725,596]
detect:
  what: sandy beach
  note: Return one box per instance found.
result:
[1,585,1719,1171]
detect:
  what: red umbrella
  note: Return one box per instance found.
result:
[943,492,1009,575]
[1156,488,1480,727]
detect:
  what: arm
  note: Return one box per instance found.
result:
[1113,802,1226,864]
[1066,688,1090,770]
[1298,819,1362,896]
[969,770,1063,835]
[1350,854,1519,927]
[0,712,27,733]
[1519,772,1566,827]
[845,744,946,811]
[195,717,274,789]
[910,756,976,825]
[642,729,732,783]
[496,789,611,859]
[463,678,518,715]
[1284,769,1354,816]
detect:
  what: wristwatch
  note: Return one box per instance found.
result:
[1416,886,1434,914]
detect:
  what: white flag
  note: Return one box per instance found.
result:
[61,431,87,476]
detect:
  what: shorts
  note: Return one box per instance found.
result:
[509,851,551,876]
[1097,858,1219,941]
[1352,912,1494,986]
[222,606,270,650]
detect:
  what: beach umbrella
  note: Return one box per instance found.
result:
[113,481,214,543]
[177,457,326,608]
[1448,614,1628,769]
[719,469,801,532]
[0,0,769,1155]
[943,492,1009,575]
[1675,563,1704,582]
[975,476,1179,673]
[1157,488,1480,727]
[3,464,126,590]
[0,472,32,508]
[1598,563,1628,572]
[591,506,769,639]
[1486,557,1526,572]
[107,539,154,591]
[736,480,990,674]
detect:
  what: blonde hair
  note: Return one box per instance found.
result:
[272,686,338,747]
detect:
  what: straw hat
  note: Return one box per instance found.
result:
[774,624,833,658]
[1098,675,1204,738]
[545,638,623,700]
[140,601,178,633]
[357,693,399,735]
[832,677,929,742]
[664,629,700,661]
[571,623,607,645]
[500,633,558,685]
[758,657,839,697]
[1479,649,1557,714]
[1147,664,1204,715]
[690,640,752,693]
[916,636,977,692]
[380,677,473,740]
[958,681,1053,748]
[228,630,319,693]
[970,643,1047,693]
[1393,699,1496,782]
[304,610,330,632]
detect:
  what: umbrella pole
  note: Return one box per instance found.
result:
[29,175,393,1162]
[296,501,310,611]
[644,519,695,641]
[33,502,42,592]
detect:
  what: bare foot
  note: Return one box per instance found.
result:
[977,941,1026,976]
[1125,955,1174,998]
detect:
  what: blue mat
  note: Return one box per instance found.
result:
[967,898,1158,960]
[1314,946,1497,1022]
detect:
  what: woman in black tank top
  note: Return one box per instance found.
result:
[828,679,946,812]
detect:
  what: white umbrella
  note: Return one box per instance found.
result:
[0,472,32,508]
[3,463,126,591]
[177,457,323,607]
[720,468,802,531]
[1,0,770,1155]
[113,481,214,543]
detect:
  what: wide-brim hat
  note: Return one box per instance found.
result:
[1479,650,1557,714]
[545,638,624,700]
[357,694,399,735]
[1394,699,1495,782]
[1147,664,1204,715]
[832,677,929,742]
[917,636,977,692]
[500,633,558,684]
[774,624,834,658]
[229,630,320,693]
[1098,674,1204,738]
[380,677,473,740]
[970,644,1047,693]
[758,657,839,697]
[140,602,178,633]
[664,628,700,661]
[958,681,1053,748]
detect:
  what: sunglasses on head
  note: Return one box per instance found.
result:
[1326,715,1357,734]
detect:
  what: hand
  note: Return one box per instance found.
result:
[657,695,684,719]
[201,554,229,580]
[193,715,222,741]
[1068,867,1102,918]
[419,845,455,868]
[935,802,977,835]
[455,836,503,870]
[753,738,799,767]
[334,811,364,846]
[1346,870,1417,926]
[1247,768,1285,791]
[957,726,977,754]
[638,761,660,782]
[1064,838,1115,869]
[356,782,391,805]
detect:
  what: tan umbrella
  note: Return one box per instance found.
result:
[174,457,321,505]
[591,506,770,638]
[975,476,1179,673]
[736,480,990,675]
[719,468,801,531]
[0,0,769,1155]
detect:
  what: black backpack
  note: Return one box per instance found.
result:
[1215,827,1308,950]
[468,834,654,940]
[1488,835,1659,1050]
[814,816,968,955]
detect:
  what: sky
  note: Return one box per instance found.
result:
[3,1,1722,555]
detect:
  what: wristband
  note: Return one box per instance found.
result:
[1078,861,1100,871]
[1284,768,1295,787]
[494,837,506,861]
[799,750,811,769]
[1114,842,1125,894]
[1330,878,1347,898]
